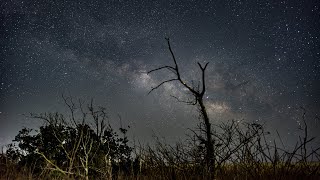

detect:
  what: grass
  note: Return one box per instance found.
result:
[1,158,320,180]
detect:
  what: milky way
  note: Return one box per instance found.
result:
[1,0,319,147]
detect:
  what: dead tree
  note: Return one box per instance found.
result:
[148,38,215,175]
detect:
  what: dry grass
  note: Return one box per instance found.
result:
[1,160,320,180]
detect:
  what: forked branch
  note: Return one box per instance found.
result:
[147,38,209,99]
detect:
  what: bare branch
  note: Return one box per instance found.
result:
[147,65,176,74]
[165,37,180,78]
[148,78,178,94]
[198,62,209,96]
[170,95,197,105]
[197,62,209,71]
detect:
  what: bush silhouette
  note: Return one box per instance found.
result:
[6,98,132,179]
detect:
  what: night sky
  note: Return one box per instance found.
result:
[1,0,319,147]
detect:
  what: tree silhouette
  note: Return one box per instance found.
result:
[148,38,215,176]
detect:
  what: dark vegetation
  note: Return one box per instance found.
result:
[1,40,320,179]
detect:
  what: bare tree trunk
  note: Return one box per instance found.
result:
[199,98,215,178]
